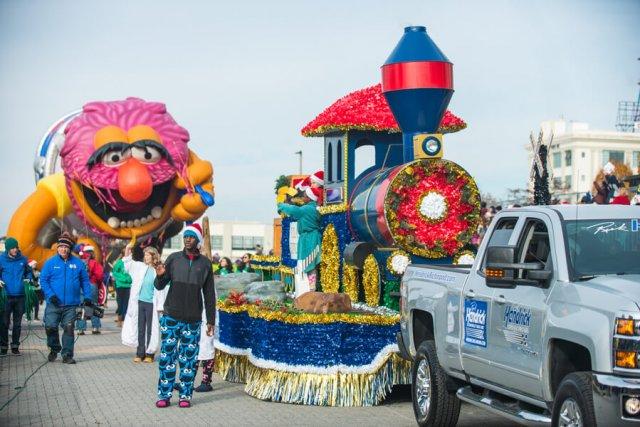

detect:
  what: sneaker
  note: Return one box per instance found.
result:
[178,400,191,408]
[155,399,170,408]
[194,383,213,393]
[143,356,154,363]
[133,357,142,363]
[11,348,21,356]
[91,329,101,335]
[47,351,57,362]
[62,356,76,364]
[0,349,7,357]
[77,330,85,336]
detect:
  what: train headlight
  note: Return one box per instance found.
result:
[423,137,441,156]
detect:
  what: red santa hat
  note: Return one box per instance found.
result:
[304,186,323,203]
[310,170,324,186]
[295,176,311,191]
[184,222,204,245]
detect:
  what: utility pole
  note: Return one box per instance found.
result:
[295,150,303,175]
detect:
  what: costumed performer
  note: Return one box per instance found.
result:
[121,245,167,363]
[153,223,215,408]
[277,187,322,296]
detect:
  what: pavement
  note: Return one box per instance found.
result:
[0,306,511,426]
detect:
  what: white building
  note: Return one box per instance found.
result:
[528,119,640,202]
[164,218,274,260]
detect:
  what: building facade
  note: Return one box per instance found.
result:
[529,120,640,202]
[164,219,274,260]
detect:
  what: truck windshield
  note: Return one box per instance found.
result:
[565,218,640,277]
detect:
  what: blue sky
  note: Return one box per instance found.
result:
[0,0,638,231]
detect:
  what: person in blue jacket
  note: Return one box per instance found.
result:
[40,232,93,364]
[0,237,33,356]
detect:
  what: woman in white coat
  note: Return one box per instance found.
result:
[121,245,167,363]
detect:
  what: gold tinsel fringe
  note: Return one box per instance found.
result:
[214,350,249,383]
[342,263,359,302]
[215,350,411,406]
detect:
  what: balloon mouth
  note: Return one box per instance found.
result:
[68,179,177,235]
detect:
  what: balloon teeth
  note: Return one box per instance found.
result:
[107,217,120,228]
[126,220,134,228]
[133,219,141,227]
[151,206,162,219]
[147,214,154,222]
[140,217,148,225]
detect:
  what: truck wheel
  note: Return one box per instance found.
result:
[552,372,596,427]
[411,340,460,427]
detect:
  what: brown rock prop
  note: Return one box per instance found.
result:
[294,292,352,314]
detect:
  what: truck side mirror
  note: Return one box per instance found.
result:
[485,245,547,287]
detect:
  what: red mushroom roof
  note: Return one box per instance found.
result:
[301,84,466,137]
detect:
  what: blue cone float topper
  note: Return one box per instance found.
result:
[382,26,454,162]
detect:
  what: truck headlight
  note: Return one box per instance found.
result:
[616,318,639,336]
[616,350,638,369]
[625,397,640,416]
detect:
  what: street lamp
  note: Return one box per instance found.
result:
[295,150,302,175]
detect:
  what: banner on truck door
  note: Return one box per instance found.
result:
[464,299,487,347]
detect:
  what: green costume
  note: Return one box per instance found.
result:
[112,258,132,289]
[277,202,321,273]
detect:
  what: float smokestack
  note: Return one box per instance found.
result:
[381,26,453,162]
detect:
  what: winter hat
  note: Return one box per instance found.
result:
[183,222,204,243]
[295,176,311,191]
[310,170,324,186]
[305,186,322,202]
[4,237,18,251]
[28,259,37,268]
[57,232,75,249]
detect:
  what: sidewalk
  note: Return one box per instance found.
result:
[0,307,506,426]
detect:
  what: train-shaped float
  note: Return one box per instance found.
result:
[252,26,480,310]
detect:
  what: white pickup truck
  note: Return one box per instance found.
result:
[397,205,640,426]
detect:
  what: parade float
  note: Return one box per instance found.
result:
[215,26,481,406]
[6,98,215,268]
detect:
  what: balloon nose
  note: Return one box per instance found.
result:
[118,159,153,203]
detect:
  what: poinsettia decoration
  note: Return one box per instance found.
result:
[386,159,480,258]
[301,84,466,137]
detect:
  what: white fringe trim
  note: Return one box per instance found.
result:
[215,340,400,375]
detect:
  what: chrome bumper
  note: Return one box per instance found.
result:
[592,373,640,424]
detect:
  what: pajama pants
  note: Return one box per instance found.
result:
[157,315,201,400]
[198,359,215,385]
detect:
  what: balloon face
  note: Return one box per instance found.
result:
[61,98,190,238]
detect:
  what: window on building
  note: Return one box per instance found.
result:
[633,151,640,173]
[232,236,263,250]
[211,235,223,250]
[564,175,572,190]
[552,177,562,189]
[553,152,561,168]
[581,152,585,158]
[565,150,572,167]
[603,150,624,165]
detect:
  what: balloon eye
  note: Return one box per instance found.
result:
[101,148,130,167]
[132,146,162,164]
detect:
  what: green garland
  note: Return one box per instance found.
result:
[382,280,400,311]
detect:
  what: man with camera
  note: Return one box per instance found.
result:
[40,232,94,364]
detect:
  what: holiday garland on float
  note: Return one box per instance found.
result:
[386,159,481,258]
[342,263,359,302]
[362,254,380,306]
[320,224,340,293]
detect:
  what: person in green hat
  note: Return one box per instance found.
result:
[0,237,34,356]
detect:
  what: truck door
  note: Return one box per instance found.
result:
[460,216,520,381]
[486,213,555,398]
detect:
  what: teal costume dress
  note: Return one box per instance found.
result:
[277,202,321,273]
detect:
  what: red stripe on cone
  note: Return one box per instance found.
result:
[382,61,453,91]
